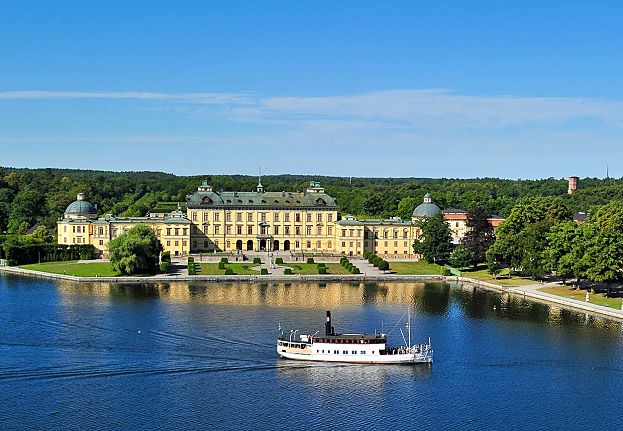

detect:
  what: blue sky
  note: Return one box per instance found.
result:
[1,0,622,179]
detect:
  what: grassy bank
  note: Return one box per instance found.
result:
[21,261,117,277]
[539,285,623,310]
[389,261,443,275]
[283,263,351,275]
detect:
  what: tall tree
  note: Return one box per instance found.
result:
[108,225,163,275]
[397,197,417,220]
[461,206,495,266]
[413,212,453,264]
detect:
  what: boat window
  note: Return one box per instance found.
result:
[360,351,365,354]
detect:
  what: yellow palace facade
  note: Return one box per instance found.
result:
[58,181,491,258]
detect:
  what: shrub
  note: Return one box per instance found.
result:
[442,268,452,276]
[368,255,377,264]
[363,250,371,259]
[161,251,171,262]
[372,256,382,267]
[346,263,353,270]
[187,264,196,275]
[317,262,326,268]
[187,256,194,263]
[218,261,225,270]
[351,267,360,274]
[306,257,314,264]
[318,267,327,274]
[260,268,268,275]
[220,257,228,264]
[3,243,96,266]
[225,268,234,275]
[378,260,390,271]
[284,268,293,275]
[275,257,283,265]
[160,261,171,273]
[253,257,261,264]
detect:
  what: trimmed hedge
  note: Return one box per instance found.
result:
[218,261,226,270]
[161,251,171,262]
[442,268,452,276]
[284,268,293,275]
[363,250,371,259]
[306,257,314,264]
[350,267,360,274]
[225,268,234,275]
[260,268,269,275]
[368,254,377,264]
[4,244,96,266]
[317,262,326,268]
[220,257,228,264]
[318,267,327,274]
[275,257,284,265]
[378,260,390,271]
[372,256,382,267]
[160,261,171,273]
[253,257,261,264]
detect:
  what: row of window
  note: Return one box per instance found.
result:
[191,211,335,223]
[318,350,373,355]
[193,225,334,236]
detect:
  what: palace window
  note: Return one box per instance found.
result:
[342,229,346,237]
[175,228,179,236]
[226,225,232,235]
[183,228,188,236]
[274,226,279,235]
[306,241,311,249]
[306,213,312,222]
[261,213,267,222]
[394,230,398,238]
[226,212,231,222]
[247,226,253,235]
[306,226,312,235]
[317,240,321,249]
[342,241,346,247]
[403,230,408,239]
[285,213,290,222]
[317,213,322,222]
[295,214,301,223]
[192,212,197,221]
[328,214,333,222]
[237,225,242,235]
[166,228,171,236]
[328,241,332,248]
[167,241,171,246]
[247,213,253,222]
[295,241,300,248]
[285,226,290,235]
[99,240,104,246]
[98,227,104,235]
[328,226,333,235]
[274,213,280,222]
[226,240,230,248]
[236,212,242,222]
[383,230,388,239]
[214,226,220,235]
[203,213,209,222]
[175,241,179,246]
[317,227,322,235]
[214,213,220,222]
[349,229,354,237]
[295,227,301,235]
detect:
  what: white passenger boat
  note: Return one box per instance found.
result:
[277,311,432,364]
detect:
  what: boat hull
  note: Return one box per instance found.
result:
[277,350,432,364]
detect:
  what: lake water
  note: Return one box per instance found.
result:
[1,274,622,430]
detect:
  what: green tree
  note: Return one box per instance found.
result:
[30,225,54,244]
[461,206,495,266]
[542,221,580,283]
[413,213,453,264]
[108,224,163,275]
[449,245,472,269]
[397,197,417,220]
[8,190,46,233]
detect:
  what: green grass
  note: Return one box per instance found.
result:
[196,262,260,275]
[21,261,118,277]
[539,285,623,309]
[281,263,354,275]
[461,267,535,286]
[388,261,444,275]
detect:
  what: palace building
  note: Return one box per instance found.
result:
[57,181,503,258]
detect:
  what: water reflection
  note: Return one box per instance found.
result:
[53,280,623,331]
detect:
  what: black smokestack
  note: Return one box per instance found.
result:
[325,311,331,336]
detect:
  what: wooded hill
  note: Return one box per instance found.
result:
[0,166,620,233]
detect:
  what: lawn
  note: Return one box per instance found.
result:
[283,263,353,275]
[196,262,260,275]
[388,261,443,275]
[21,261,118,277]
[460,267,536,287]
[539,285,623,310]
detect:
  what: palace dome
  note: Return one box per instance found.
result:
[412,193,441,218]
[64,193,98,218]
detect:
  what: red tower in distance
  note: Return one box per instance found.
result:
[568,176,579,195]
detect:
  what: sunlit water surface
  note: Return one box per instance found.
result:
[1,274,622,430]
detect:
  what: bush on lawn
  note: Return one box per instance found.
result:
[161,251,171,262]
[284,268,293,275]
[160,261,171,273]
[220,257,228,264]
[306,257,314,264]
[253,257,261,264]
[378,260,390,271]
[225,268,234,275]
[318,267,327,274]
[260,268,268,275]
[275,257,283,265]
[218,261,225,270]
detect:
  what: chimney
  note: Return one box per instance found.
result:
[568,176,579,195]
[77,193,85,201]
[325,311,332,336]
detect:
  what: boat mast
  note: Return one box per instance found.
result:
[408,309,411,350]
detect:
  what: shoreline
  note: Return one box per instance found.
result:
[2,265,622,322]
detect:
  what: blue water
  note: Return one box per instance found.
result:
[1,274,622,430]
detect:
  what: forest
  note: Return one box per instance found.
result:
[0,166,622,234]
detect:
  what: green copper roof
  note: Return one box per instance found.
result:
[186,190,337,209]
